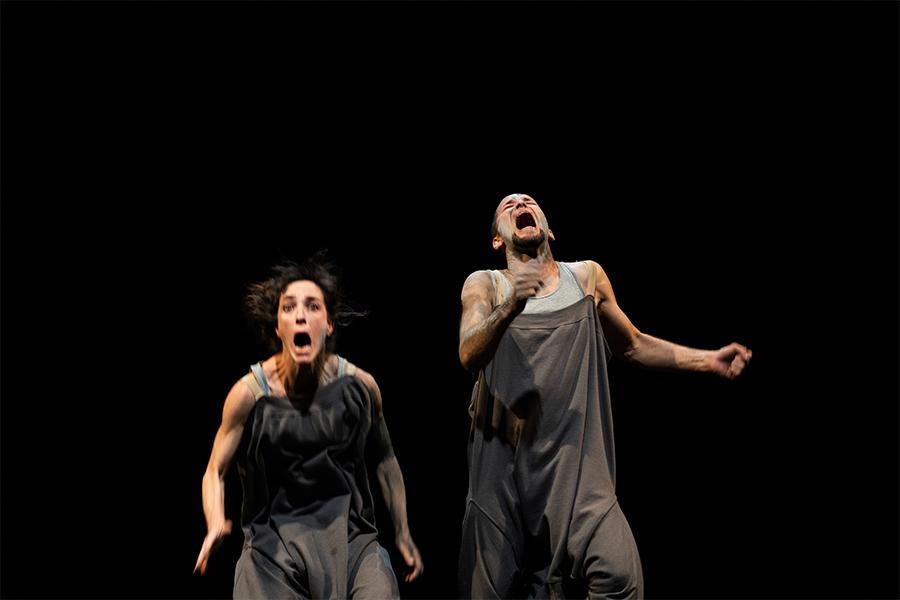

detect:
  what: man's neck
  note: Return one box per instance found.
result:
[507,246,557,277]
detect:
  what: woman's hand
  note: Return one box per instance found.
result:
[396,531,424,583]
[194,519,232,575]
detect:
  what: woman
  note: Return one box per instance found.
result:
[195,256,423,599]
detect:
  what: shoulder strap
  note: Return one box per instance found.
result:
[560,260,598,299]
[335,355,358,378]
[490,270,511,308]
[241,362,270,400]
[584,261,598,299]
[240,373,265,401]
[557,261,575,285]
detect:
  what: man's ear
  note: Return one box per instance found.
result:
[548,229,555,242]
[492,235,505,251]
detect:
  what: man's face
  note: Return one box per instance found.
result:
[493,193,552,251]
[275,279,333,365]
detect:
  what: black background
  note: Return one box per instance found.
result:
[1,2,898,599]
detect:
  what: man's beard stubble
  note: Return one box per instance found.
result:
[512,230,546,251]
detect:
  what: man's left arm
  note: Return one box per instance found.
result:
[580,260,752,379]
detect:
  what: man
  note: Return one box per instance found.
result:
[457,193,751,598]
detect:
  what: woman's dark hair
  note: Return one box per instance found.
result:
[244,252,364,353]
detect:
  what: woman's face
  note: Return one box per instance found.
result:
[275,279,333,365]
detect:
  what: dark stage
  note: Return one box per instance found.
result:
[1,2,898,598]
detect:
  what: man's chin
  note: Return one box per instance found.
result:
[512,231,546,250]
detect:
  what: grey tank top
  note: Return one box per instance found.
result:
[491,261,584,314]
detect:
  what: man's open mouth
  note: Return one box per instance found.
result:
[516,212,537,229]
[293,332,312,347]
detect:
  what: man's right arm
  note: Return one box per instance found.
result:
[458,268,541,373]
[459,271,509,372]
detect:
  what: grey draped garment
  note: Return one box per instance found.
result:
[466,293,619,592]
[234,374,381,599]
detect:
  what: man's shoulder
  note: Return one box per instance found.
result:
[561,260,604,294]
[463,269,497,287]
[561,259,599,267]
[461,269,502,304]
[562,259,603,274]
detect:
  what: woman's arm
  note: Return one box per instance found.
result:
[355,368,424,583]
[194,378,256,575]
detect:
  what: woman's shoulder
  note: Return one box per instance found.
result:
[334,355,383,417]
[234,356,289,404]
[335,355,375,391]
